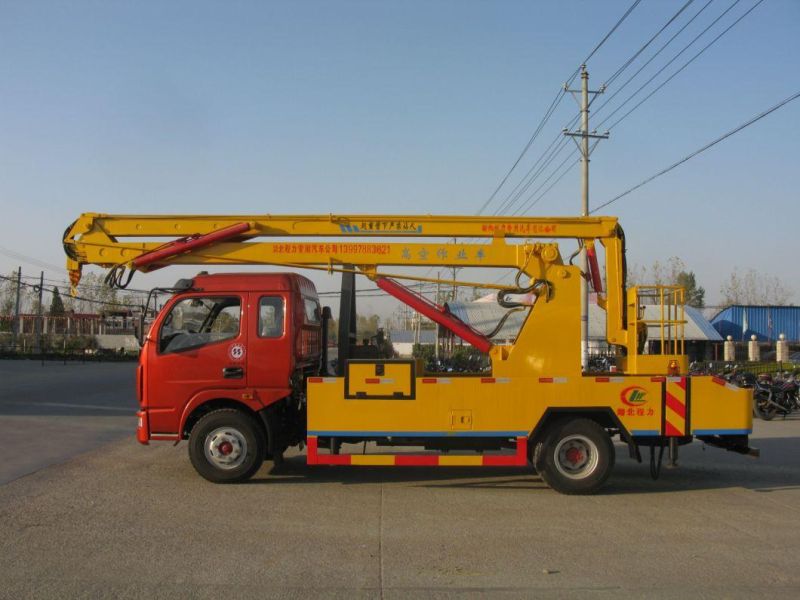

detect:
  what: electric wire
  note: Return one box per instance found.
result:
[477,0,643,217]
[511,0,762,214]
[491,0,695,218]
[592,90,800,213]
[593,0,717,121]
[597,0,763,131]
[492,114,581,216]
[605,0,696,87]
[513,156,581,216]
[0,245,65,273]
[0,274,142,309]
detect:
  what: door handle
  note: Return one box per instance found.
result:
[223,366,244,379]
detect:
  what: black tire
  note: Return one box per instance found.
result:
[753,392,776,421]
[188,409,265,483]
[534,418,615,495]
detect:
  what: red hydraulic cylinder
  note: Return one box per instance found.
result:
[586,245,603,294]
[132,221,251,271]
[375,277,493,353]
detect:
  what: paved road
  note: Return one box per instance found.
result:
[0,360,137,484]
[2,362,800,598]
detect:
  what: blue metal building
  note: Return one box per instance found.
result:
[710,306,800,342]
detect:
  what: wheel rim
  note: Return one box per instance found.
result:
[553,434,600,480]
[204,427,248,470]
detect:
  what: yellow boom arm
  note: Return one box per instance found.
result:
[63,212,630,352]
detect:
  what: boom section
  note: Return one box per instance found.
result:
[64,212,619,274]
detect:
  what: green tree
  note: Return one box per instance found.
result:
[49,287,65,316]
[675,271,705,308]
[356,314,381,341]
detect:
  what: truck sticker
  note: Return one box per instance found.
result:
[340,221,423,234]
[620,386,648,407]
[229,343,245,361]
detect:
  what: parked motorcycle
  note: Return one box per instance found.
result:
[752,373,800,420]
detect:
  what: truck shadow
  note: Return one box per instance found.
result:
[254,433,800,495]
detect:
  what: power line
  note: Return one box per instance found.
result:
[0,245,65,274]
[476,90,567,215]
[601,0,764,129]
[493,0,694,217]
[0,274,142,309]
[594,0,717,121]
[494,129,577,216]
[592,90,800,213]
[605,0,696,87]
[526,0,762,215]
[581,0,644,67]
[598,0,763,131]
[477,0,643,217]
[514,156,581,215]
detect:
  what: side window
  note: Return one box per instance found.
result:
[159,296,241,354]
[259,296,285,338]
[303,297,321,324]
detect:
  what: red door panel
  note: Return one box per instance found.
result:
[147,295,247,434]
[247,292,293,405]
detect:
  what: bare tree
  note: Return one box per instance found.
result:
[720,269,792,306]
[626,257,705,307]
[0,271,20,316]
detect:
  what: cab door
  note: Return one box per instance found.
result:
[146,294,247,435]
[246,292,293,406]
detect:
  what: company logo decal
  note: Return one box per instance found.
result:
[620,386,648,407]
[229,343,245,361]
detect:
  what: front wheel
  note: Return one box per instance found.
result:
[535,418,615,495]
[189,409,265,483]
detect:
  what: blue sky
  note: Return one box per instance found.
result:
[1,0,798,313]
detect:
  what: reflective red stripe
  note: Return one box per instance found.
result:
[422,378,437,384]
[665,393,686,419]
[595,377,610,382]
[539,377,554,383]
[482,437,528,466]
[306,436,319,465]
[308,377,323,383]
[665,422,683,437]
[651,377,666,383]
[365,378,380,384]
[481,378,495,383]
[712,376,726,386]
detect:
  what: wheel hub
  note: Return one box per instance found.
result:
[565,447,584,466]
[204,427,247,470]
[554,434,599,480]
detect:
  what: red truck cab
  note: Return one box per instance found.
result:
[136,272,323,482]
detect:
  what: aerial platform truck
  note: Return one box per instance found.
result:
[63,213,756,494]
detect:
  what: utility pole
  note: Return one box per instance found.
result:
[450,238,459,303]
[435,272,441,362]
[564,65,608,372]
[12,266,22,350]
[35,271,44,354]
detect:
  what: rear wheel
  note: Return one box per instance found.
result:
[189,409,265,483]
[535,418,614,495]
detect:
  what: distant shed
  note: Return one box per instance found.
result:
[710,305,800,342]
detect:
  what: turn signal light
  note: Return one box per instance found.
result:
[668,360,680,376]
